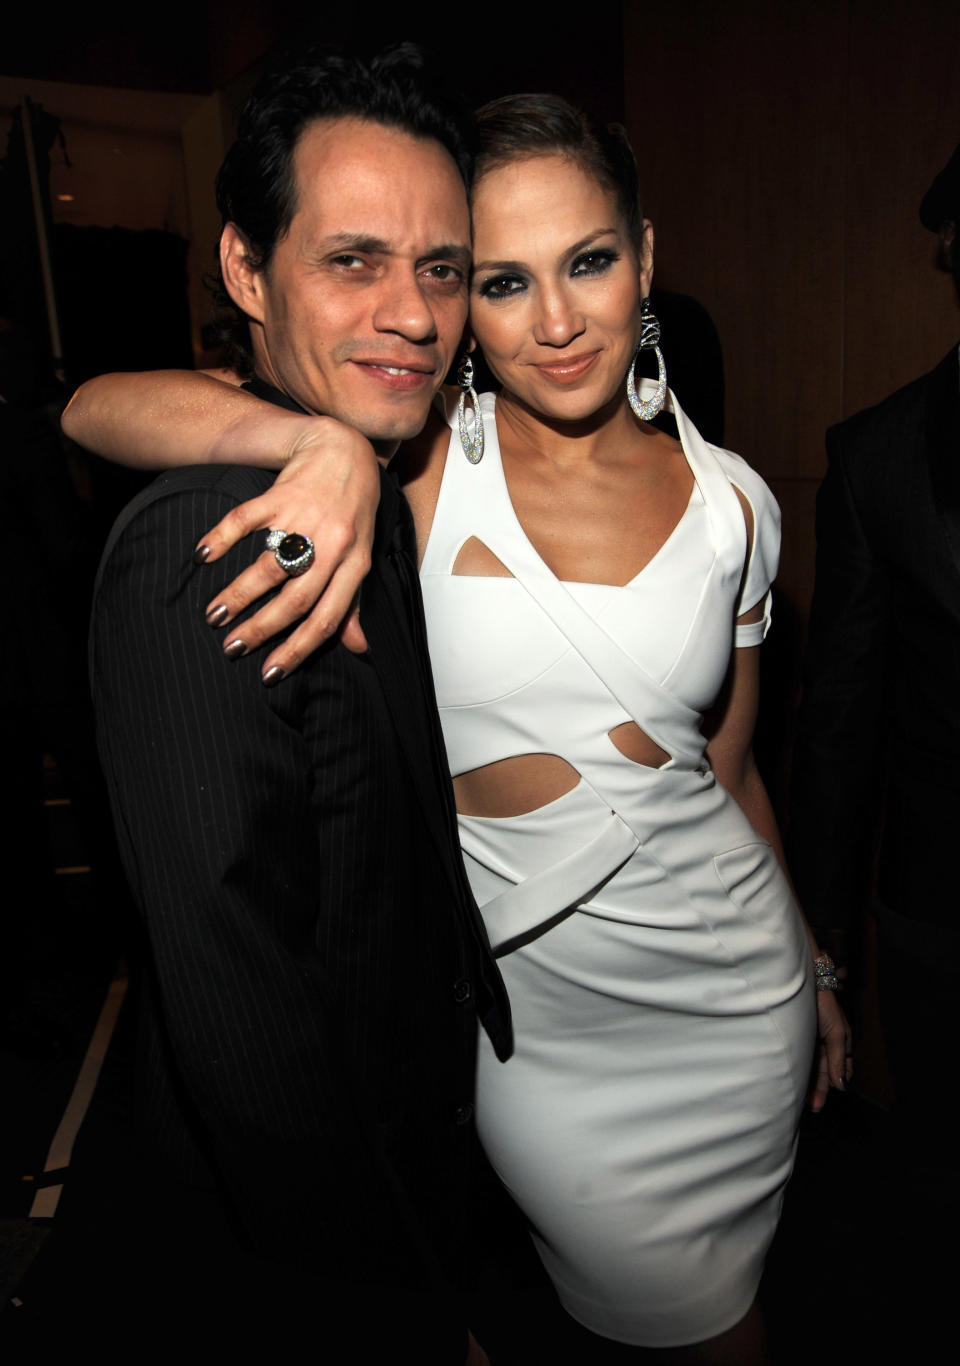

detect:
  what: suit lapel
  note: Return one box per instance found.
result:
[363,474,466,897]
[925,344,960,585]
[232,380,466,898]
[364,489,513,1057]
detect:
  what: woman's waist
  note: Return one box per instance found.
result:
[458,775,803,976]
[457,764,755,875]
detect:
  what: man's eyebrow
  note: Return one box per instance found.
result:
[420,243,472,272]
[319,234,471,272]
[321,232,392,255]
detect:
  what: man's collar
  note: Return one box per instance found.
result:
[243,375,308,415]
[242,374,400,467]
[242,373,404,515]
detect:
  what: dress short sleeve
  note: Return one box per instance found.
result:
[712,449,781,647]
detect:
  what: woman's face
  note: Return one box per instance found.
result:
[469,153,652,424]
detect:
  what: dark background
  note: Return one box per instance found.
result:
[2,4,958,1353]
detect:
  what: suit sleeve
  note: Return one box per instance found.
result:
[787,428,890,933]
[91,478,446,1290]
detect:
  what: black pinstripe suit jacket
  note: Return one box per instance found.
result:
[90,382,511,1334]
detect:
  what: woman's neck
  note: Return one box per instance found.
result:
[494,389,649,470]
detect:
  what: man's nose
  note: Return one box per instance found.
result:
[372,269,438,341]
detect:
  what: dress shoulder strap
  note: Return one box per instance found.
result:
[419,390,501,576]
[663,383,747,581]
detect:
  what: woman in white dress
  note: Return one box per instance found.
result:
[67,94,850,1362]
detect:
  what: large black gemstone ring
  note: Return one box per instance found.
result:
[265,528,315,577]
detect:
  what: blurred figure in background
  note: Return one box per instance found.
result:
[789,144,960,1168]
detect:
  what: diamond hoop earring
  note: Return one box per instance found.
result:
[626,297,667,422]
[457,354,484,464]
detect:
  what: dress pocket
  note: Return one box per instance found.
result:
[713,841,787,935]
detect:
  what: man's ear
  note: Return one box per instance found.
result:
[220,223,266,322]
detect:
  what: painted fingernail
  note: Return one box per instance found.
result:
[194,543,211,564]
[224,639,248,660]
[206,604,229,627]
[262,665,286,687]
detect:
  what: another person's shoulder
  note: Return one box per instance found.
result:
[109,465,274,544]
[827,344,959,463]
[137,462,275,507]
[96,464,278,602]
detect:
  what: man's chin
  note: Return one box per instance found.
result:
[343,399,437,453]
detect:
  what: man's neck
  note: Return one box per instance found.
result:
[246,373,397,467]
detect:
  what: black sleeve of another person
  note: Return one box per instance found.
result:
[787,426,890,937]
[90,466,465,1349]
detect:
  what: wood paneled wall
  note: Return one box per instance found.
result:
[624,0,960,630]
[622,3,960,1103]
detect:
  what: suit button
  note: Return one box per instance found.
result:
[453,978,472,1004]
[455,1102,474,1126]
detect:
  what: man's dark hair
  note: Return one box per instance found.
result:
[209,45,474,374]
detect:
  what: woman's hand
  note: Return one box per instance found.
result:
[198,419,381,674]
[465,1332,490,1366]
[809,989,853,1113]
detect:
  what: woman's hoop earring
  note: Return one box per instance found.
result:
[626,297,667,422]
[457,354,484,464]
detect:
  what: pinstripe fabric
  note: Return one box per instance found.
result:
[90,404,510,1326]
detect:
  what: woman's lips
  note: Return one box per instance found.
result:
[532,352,600,383]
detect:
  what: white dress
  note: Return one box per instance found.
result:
[419,385,815,1347]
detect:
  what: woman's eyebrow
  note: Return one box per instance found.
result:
[472,228,619,276]
[472,256,526,274]
[559,228,619,263]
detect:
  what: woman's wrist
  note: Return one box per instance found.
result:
[209,409,338,469]
[812,953,841,992]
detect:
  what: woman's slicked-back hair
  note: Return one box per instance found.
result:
[474,93,643,244]
[209,44,475,374]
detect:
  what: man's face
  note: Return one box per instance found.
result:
[225,117,471,454]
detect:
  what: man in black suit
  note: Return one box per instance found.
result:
[87,49,509,1358]
[788,145,960,1162]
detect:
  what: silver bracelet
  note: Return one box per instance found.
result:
[813,954,840,992]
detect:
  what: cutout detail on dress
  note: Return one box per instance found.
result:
[454,752,581,817]
[452,536,514,578]
[607,721,671,769]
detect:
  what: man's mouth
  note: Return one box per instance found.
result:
[352,359,436,391]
